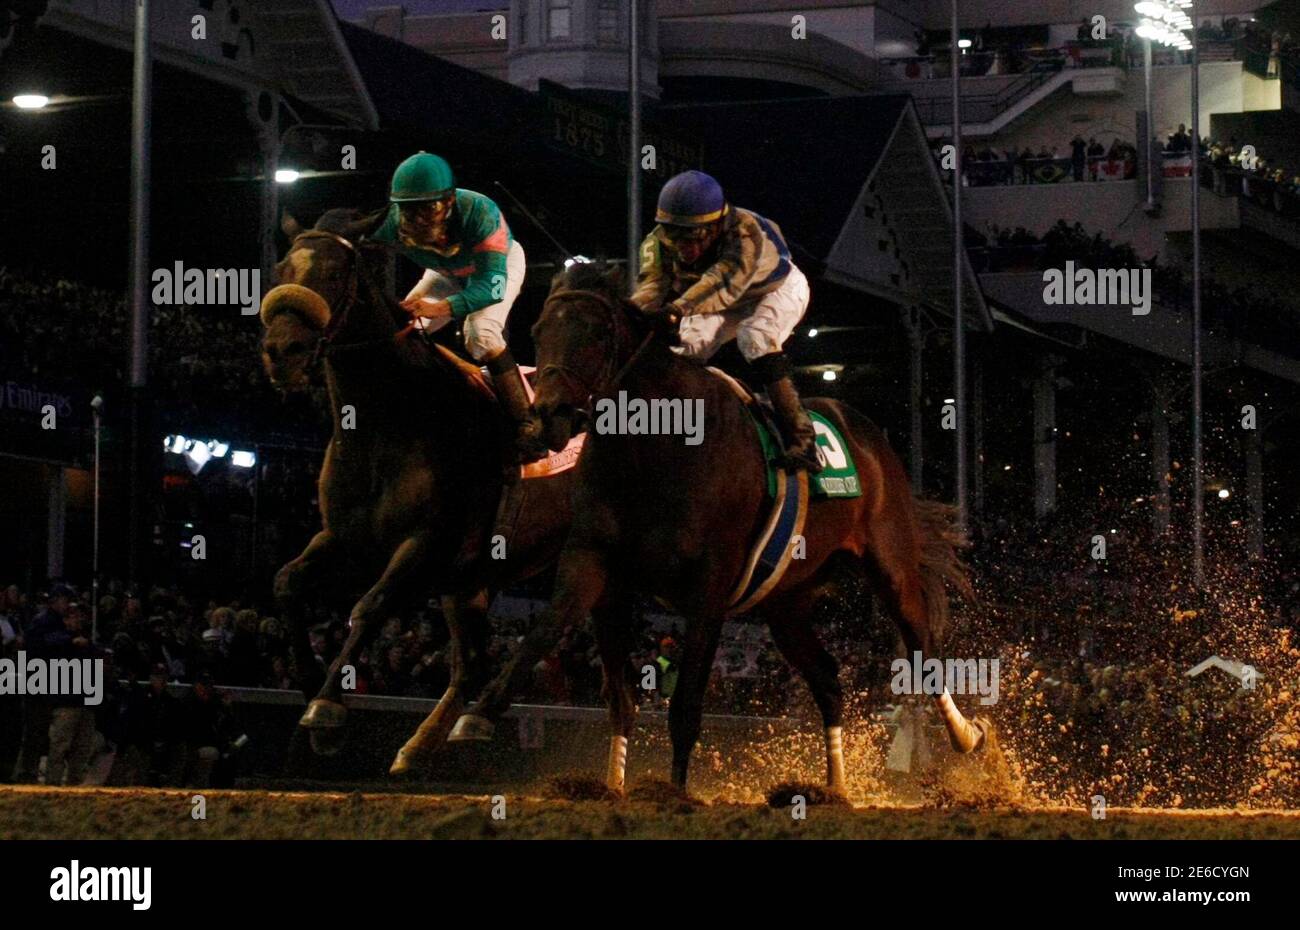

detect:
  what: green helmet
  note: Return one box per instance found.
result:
[390,152,455,202]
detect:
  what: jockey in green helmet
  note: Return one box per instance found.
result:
[371,151,547,463]
[631,170,822,473]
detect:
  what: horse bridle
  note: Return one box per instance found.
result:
[537,287,656,404]
[288,229,400,365]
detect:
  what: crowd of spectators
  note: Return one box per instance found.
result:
[952,137,1138,187]
[5,496,1298,798]
[1202,138,1300,221]
[961,507,1300,805]
[0,267,321,445]
[965,218,1300,346]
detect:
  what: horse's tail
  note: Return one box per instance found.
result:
[912,498,975,642]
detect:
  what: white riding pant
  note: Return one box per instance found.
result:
[406,239,526,361]
[673,264,810,363]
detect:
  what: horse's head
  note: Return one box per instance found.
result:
[531,262,637,451]
[260,208,387,391]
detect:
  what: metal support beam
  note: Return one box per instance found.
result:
[950,0,967,531]
[627,0,642,294]
[1191,6,1205,587]
[1032,363,1058,521]
[1245,424,1264,560]
[1151,387,1172,535]
[906,307,925,490]
[127,0,153,590]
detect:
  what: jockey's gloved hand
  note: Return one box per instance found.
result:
[642,303,682,339]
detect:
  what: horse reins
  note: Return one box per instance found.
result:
[537,287,656,402]
[289,229,408,367]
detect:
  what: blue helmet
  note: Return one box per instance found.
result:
[655,170,728,227]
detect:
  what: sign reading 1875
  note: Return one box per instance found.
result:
[540,80,704,179]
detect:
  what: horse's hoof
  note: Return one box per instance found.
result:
[947,715,989,754]
[308,726,346,757]
[447,714,494,742]
[389,744,420,777]
[299,698,347,729]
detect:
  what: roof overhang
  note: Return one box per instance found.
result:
[40,0,377,129]
[823,99,992,331]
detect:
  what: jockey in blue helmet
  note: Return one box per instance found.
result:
[631,170,821,472]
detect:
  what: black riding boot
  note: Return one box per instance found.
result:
[487,350,549,465]
[751,352,823,474]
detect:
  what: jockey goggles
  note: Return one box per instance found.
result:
[399,194,455,220]
[660,223,716,244]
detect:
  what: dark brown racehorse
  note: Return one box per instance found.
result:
[260,208,583,773]
[459,263,989,792]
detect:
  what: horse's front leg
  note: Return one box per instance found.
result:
[390,589,491,775]
[301,531,437,745]
[273,530,343,702]
[449,545,609,742]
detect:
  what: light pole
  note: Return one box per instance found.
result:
[950,0,967,532]
[91,394,103,643]
[127,0,152,590]
[627,0,642,292]
[1135,1,1201,586]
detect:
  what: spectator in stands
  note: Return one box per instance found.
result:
[1167,124,1191,153]
[225,609,262,686]
[45,600,98,786]
[109,663,183,786]
[9,584,72,783]
[177,672,240,788]
[1071,135,1087,181]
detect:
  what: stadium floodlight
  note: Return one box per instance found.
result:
[808,328,819,337]
[957,39,972,49]
[208,440,229,458]
[167,434,187,454]
[822,370,838,382]
[1134,0,1194,48]
[230,450,257,468]
[275,168,301,184]
[12,94,50,109]
[187,442,211,469]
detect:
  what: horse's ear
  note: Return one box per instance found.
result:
[343,207,389,242]
[281,211,303,240]
[603,262,626,293]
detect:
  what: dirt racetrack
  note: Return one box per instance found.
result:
[4,784,1300,840]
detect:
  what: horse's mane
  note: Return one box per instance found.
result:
[315,207,387,238]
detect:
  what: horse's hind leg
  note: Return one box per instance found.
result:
[451,546,610,741]
[668,612,725,791]
[761,589,846,791]
[863,531,986,754]
[390,589,491,775]
[592,592,638,792]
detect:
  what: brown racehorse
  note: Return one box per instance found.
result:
[260,208,588,773]
[457,263,990,792]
